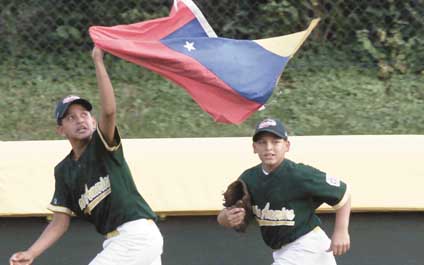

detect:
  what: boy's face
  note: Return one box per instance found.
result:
[57,104,96,141]
[253,132,290,172]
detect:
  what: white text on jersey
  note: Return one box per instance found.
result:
[253,202,296,226]
[78,176,111,215]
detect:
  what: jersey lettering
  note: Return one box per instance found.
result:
[78,176,111,215]
[253,202,295,226]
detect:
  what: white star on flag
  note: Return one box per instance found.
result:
[183,41,196,52]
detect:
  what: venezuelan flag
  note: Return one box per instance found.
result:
[89,0,319,124]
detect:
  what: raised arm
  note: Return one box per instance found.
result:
[92,46,116,145]
[9,212,70,265]
[329,195,351,256]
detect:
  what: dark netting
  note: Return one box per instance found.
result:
[1,0,423,71]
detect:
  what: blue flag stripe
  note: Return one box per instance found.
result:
[163,18,210,39]
[162,36,288,104]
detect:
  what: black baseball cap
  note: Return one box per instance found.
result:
[55,95,92,124]
[252,118,288,142]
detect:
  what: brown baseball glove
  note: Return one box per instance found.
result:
[223,179,252,232]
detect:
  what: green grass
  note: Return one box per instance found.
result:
[1,52,423,141]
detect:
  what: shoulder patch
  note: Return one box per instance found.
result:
[326,175,341,187]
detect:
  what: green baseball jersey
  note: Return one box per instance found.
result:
[48,127,157,235]
[240,159,349,249]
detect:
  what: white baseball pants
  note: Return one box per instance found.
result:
[89,219,163,265]
[271,227,337,265]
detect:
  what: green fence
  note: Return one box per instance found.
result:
[1,0,424,72]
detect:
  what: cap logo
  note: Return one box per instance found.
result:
[62,95,80,104]
[258,119,277,129]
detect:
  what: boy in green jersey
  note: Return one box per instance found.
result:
[218,118,351,265]
[9,47,163,265]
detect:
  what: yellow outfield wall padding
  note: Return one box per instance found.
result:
[0,135,423,217]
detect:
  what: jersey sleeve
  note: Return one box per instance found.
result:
[47,171,75,216]
[298,164,350,210]
[97,125,122,153]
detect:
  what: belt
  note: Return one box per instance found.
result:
[105,229,120,239]
[105,219,154,239]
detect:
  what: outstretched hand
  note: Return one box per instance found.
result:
[9,251,35,265]
[92,46,104,62]
[329,229,350,256]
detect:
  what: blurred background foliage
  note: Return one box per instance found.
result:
[0,0,423,140]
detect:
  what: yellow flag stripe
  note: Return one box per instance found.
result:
[254,18,320,58]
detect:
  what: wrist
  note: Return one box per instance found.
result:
[26,248,39,259]
[333,226,349,234]
[93,58,104,65]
